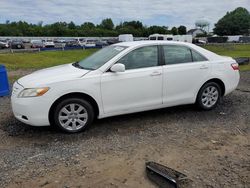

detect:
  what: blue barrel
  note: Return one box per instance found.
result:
[0,65,10,97]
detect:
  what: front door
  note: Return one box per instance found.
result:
[101,45,163,114]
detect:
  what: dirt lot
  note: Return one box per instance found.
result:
[0,71,249,188]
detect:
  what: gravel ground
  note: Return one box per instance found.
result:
[0,71,249,188]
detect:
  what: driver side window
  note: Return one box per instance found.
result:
[117,46,158,70]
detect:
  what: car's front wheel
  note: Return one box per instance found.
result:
[54,98,94,133]
[196,82,221,110]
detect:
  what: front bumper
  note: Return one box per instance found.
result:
[11,82,51,126]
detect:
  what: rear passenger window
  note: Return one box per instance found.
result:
[191,50,207,62]
[163,45,192,65]
[158,36,164,40]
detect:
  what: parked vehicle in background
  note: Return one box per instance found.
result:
[149,34,192,43]
[207,37,228,43]
[85,39,97,47]
[10,40,25,49]
[65,40,81,47]
[227,36,242,43]
[149,34,173,41]
[239,36,250,43]
[43,39,55,48]
[11,41,240,133]
[107,38,119,45]
[193,38,207,44]
[0,41,9,49]
[118,34,134,42]
[75,38,86,46]
[22,39,30,43]
[31,40,44,48]
[54,38,66,43]
[95,40,108,47]
[74,38,97,47]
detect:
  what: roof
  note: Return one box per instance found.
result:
[113,40,223,61]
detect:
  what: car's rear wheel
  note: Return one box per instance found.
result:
[54,98,94,133]
[196,82,221,110]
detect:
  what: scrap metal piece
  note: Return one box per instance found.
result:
[234,57,250,65]
[146,161,193,188]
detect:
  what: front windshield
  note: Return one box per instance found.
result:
[78,46,127,70]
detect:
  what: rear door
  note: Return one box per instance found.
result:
[162,45,211,106]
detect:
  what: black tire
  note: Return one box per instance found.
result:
[53,98,94,133]
[196,82,221,110]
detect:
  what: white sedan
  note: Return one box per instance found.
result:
[11,41,240,133]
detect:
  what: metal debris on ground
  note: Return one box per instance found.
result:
[146,161,193,188]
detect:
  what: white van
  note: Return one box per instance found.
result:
[118,34,134,42]
[43,39,55,48]
[75,38,96,47]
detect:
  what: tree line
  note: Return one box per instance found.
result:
[0,7,249,37]
[214,7,250,36]
[0,19,187,37]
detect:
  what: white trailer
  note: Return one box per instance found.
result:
[149,34,192,43]
[227,36,242,43]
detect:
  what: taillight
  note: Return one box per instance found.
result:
[231,63,239,70]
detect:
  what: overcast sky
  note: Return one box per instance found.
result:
[0,0,249,29]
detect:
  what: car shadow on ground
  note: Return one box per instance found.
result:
[1,103,214,140]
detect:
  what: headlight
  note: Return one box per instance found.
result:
[18,87,50,98]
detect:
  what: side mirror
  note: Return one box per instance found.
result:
[110,63,125,72]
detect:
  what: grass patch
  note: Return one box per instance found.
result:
[0,49,98,71]
[202,44,250,71]
[202,44,250,58]
[239,64,250,71]
[0,45,249,72]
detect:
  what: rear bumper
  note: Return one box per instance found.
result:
[224,71,240,95]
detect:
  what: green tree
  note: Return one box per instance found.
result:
[99,18,114,30]
[171,27,178,35]
[178,25,187,35]
[68,21,76,30]
[147,26,168,35]
[214,7,250,35]
[81,22,95,29]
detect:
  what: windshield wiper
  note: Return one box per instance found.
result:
[72,61,95,70]
[72,61,83,69]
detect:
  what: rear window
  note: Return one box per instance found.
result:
[163,45,192,65]
[191,50,208,62]
[163,45,208,65]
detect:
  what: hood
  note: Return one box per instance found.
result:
[18,63,90,87]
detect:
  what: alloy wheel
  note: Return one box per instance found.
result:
[58,103,88,131]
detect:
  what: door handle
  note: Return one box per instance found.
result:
[150,71,162,76]
[200,65,208,69]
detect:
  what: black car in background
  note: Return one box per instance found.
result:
[10,40,25,49]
